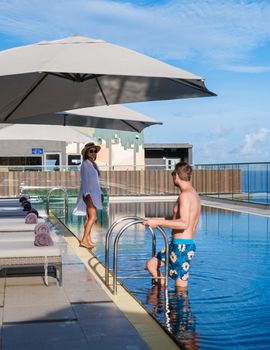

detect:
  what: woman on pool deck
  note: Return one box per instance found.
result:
[73,142,103,249]
[144,162,201,288]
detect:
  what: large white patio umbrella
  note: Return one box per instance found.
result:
[0,35,215,124]
[0,124,91,143]
[8,105,162,133]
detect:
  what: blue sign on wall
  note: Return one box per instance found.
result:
[32,148,43,155]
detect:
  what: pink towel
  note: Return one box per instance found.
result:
[25,212,38,224]
[34,232,54,246]
[28,209,39,217]
[34,223,53,246]
[34,223,50,235]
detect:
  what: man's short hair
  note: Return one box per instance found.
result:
[175,162,192,181]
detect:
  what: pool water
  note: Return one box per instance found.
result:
[54,200,270,349]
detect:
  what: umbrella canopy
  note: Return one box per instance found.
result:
[0,124,91,143]
[8,105,162,133]
[0,35,215,124]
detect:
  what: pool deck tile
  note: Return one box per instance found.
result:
[3,303,76,324]
[4,282,70,307]
[2,321,90,350]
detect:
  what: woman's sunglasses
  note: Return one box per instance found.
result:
[88,149,97,154]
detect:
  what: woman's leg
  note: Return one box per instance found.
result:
[81,195,97,246]
[84,212,89,230]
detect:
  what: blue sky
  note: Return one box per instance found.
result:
[0,0,270,164]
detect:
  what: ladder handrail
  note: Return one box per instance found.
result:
[46,186,68,222]
[112,219,169,295]
[105,216,156,286]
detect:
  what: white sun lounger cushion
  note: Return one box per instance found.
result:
[0,207,27,216]
[0,231,35,242]
[0,217,45,223]
[0,241,61,258]
[0,231,65,244]
[0,200,21,207]
[0,222,37,232]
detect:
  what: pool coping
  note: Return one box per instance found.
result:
[110,194,270,217]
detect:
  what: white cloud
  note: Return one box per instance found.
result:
[240,128,269,155]
[0,0,270,65]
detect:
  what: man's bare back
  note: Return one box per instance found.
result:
[172,188,201,239]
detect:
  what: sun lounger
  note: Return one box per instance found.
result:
[0,221,38,232]
[0,231,66,244]
[0,197,20,202]
[0,217,45,232]
[0,207,29,217]
[0,217,45,223]
[0,198,22,207]
[0,241,62,286]
[0,231,35,242]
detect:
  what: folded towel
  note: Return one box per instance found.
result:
[34,223,50,235]
[28,208,39,217]
[19,195,28,203]
[34,232,54,246]
[25,212,38,224]
[23,200,32,211]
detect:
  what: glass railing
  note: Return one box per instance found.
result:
[194,162,270,205]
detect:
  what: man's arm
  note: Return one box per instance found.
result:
[172,198,179,220]
[144,194,190,229]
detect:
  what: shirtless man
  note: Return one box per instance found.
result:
[144,162,201,288]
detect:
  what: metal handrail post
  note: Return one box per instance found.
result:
[46,186,68,223]
[113,221,169,295]
[63,188,68,223]
[154,226,169,291]
[105,216,156,286]
[151,226,156,257]
[113,220,144,294]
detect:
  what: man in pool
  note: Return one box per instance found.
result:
[144,162,201,288]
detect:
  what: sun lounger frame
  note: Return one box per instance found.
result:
[0,255,62,286]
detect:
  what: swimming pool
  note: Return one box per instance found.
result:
[54,199,270,349]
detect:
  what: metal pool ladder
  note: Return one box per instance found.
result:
[105,216,169,295]
[46,187,68,222]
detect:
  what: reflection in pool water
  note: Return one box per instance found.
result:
[54,200,270,350]
[147,285,198,349]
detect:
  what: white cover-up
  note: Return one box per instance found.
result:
[73,159,102,215]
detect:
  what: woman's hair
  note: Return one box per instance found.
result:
[83,148,90,161]
[174,162,192,181]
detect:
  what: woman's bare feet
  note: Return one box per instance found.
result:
[79,240,96,249]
